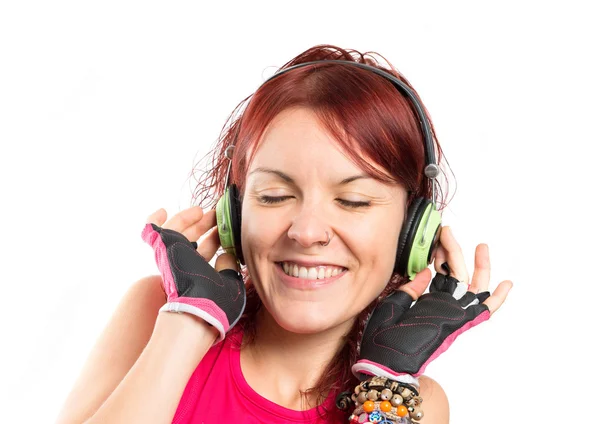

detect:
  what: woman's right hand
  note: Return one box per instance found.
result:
[142,206,246,342]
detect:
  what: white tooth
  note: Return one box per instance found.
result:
[299,267,308,278]
[325,267,333,278]
[307,267,318,280]
[283,262,289,273]
[332,268,339,276]
[317,268,325,279]
[293,264,299,277]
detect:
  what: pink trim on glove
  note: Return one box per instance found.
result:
[416,309,491,376]
[142,223,178,298]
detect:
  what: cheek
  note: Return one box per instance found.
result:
[351,215,402,265]
[240,204,285,261]
[346,215,403,298]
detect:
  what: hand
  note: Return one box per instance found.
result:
[396,226,512,315]
[142,207,246,342]
[352,226,512,386]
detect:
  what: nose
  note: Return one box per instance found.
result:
[287,204,331,248]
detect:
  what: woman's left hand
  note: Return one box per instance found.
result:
[398,225,513,313]
[352,226,513,385]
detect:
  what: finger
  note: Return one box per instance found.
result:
[181,209,217,241]
[439,226,470,285]
[215,252,239,272]
[483,280,513,315]
[398,267,432,300]
[162,206,205,233]
[470,243,491,294]
[197,226,221,261]
[146,208,167,226]
[433,246,448,274]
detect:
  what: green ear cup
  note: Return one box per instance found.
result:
[406,202,442,280]
[395,198,442,280]
[215,185,244,264]
[216,187,236,256]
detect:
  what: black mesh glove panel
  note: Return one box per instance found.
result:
[352,273,491,386]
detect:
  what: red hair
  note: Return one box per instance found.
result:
[191,44,454,419]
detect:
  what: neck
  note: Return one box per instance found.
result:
[241,308,354,410]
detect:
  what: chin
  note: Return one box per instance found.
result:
[267,299,356,335]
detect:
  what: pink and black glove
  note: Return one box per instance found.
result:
[352,272,491,387]
[142,223,246,342]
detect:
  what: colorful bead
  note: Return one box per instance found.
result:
[363,400,375,412]
[357,391,368,403]
[349,414,360,424]
[368,410,383,422]
[379,400,392,412]
[358,412,369,423]
[396,405,408,417]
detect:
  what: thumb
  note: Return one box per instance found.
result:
[398,267,432,300]
[215,252,240,273]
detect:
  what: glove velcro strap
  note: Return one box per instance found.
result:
[351,360,419,388]
[159,298,228,342]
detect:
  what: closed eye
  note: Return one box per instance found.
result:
[337,199,371,208]
[257,195,293,204]
[257,195,370,208]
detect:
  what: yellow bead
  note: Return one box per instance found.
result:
[363,400,375,412]
[380,401,392,412]
[397,405,408,417]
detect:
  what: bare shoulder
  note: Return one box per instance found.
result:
[417,375,449,424]
[56,275,166,423]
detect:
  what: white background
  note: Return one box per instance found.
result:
[1,1,598,422]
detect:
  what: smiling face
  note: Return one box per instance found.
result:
[240,107,408,334]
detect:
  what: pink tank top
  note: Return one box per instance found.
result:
[172,326,349,423]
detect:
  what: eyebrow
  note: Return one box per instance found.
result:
[248,167,371,185]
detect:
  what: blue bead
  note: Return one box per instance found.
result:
[368,410,383,422]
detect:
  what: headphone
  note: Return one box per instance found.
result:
[215,60,442,280]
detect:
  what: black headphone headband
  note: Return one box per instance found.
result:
[218,59,443,276]
[260,60,439,180]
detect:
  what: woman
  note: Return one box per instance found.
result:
[56,45,512,424]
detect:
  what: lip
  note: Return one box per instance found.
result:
[277,259,346,268]
[274,262,347,290]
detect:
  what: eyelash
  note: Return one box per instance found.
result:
[258,196,371,208]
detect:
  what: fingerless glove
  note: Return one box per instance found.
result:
[142,223,246,342]
[352,273,491,386]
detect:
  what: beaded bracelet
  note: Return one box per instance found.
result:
[339,376,424,423]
